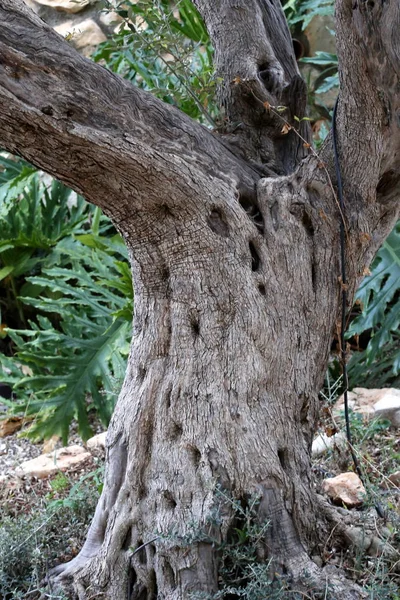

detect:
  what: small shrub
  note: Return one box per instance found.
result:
[0,469,101,600]
[94,0,218,126]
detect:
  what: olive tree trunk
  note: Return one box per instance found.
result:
[0,0,399,598]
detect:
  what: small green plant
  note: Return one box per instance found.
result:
[342,412,391,446]
[94,0,218,126]
[347,517,400,600]
[0,227,132,442]
[347,222,400,388]
[159,488,288,600]
[49,472,70,494]
[0,469,101,600]
[47,467,104,511]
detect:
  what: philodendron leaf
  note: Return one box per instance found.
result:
[2,231,133,442]
[348,222,400,386]
[348,224,400,340]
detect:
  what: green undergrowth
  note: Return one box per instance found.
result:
[0,153,133,443]
[0,468,102,600]
[1,461,399,599]
[163,490,291,600]
[94,0,219,126]
[316,381,400,599]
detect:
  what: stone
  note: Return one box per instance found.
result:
[35,0,91,14]
[345,526,372,551]
[311,431,346,457]
[388,471,400,487]
[374,391,400,426]
[86,431,107,451]
[335,387,379,415]
[42,434,61,453]
[15,444,91,478]
[322,472,366,508]
[54,18,107,56]
[0,416,26,438]
[99,9,123,29]
[22,0,40,10]
[368,535,398,559]
[335,387,400,426]
[311,555,323,568]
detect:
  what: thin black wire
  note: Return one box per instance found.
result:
[332,97,363,481]
[332,99,386,518]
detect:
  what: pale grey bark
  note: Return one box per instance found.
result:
[193,0,312,174]
[0,0,399,599]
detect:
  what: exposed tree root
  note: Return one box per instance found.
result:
[256,486,367,600]
[286,554,367,600]
[46,486,384,600]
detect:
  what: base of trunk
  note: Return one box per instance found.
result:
[49,485,366,600]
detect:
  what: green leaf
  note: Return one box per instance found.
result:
[2,228,132,441]
[301,52,338,66]
[0,265,13,281]
[349,225,400,336]
[348,222,400,387]
[315,73,339,94]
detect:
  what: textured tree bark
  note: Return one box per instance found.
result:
[0,0,399,598]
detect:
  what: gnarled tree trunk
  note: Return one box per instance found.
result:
[0,0,399,598]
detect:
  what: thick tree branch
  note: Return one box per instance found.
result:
[0,0,257,231]
[334,0,400,223]
[194,0,312,174]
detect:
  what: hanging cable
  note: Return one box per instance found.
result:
[332,96,363,480]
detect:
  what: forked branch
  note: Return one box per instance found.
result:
[0,0,256,225]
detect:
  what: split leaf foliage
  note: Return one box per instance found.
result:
[347,223,400,388]
[0,156,132,442]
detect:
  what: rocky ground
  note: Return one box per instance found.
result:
[0,388,400,598]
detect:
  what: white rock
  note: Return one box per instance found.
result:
[35,0,90,14]
[99,10,123,28]
[54,19,107,56]
[322,472,366,508]
[23,0,41,10]
[335,388,400,426]
[312,431,346,457]
[42,434,60,453]
[374,392,400,426]
[15,445,91,478]
[86,431,107,451]
[335,388,377,415]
